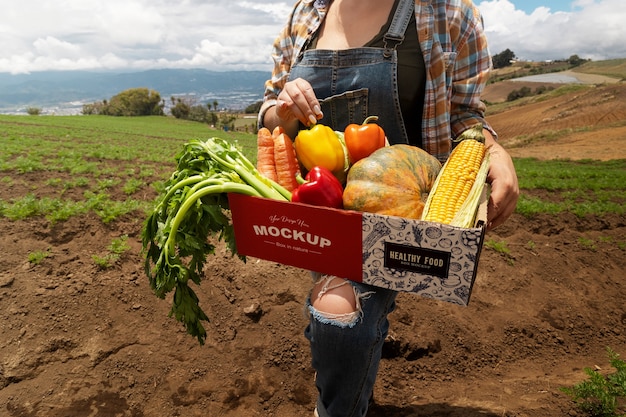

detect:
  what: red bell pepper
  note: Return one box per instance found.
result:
[344,115,386,164]
[291,166,344,209]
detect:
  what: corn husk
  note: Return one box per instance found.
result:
[422,151,490,228]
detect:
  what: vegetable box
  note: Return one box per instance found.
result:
[228,192,487,306]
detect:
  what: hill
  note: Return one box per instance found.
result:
[574,58,626,80]
[486,82,626,161]
[489,58,626,84]
[2,59,624,115]
[483,59,626,161]
[483,58,625,104]
[0,79,625,417]
[0,69,268,113]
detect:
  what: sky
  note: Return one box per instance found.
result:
[0,0,624,75]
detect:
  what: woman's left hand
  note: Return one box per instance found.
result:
[484,130,519,230]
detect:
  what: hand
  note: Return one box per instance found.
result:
[484,132,519,230]
[275,78,323,127]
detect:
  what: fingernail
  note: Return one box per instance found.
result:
[308,114,317,126]
[313,105,322,116]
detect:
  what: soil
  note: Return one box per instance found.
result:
[1,81,625,417]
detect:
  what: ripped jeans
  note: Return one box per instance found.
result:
[305,273,398,417]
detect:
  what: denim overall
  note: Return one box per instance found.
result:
[290,0,414,146]
[290,1,416,416]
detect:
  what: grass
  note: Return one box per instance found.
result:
[574,58,626,81]
[0,115,257,164]
[1,114,625,226]
[92,235,132,269]
[28,249,51,265]
[484,238,514,265]
[514,158,626,218]
[561,347,626,417]
[0,115,258,224]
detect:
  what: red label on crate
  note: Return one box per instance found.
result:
[228,194,364,281]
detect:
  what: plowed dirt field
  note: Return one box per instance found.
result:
[1,81,625,417]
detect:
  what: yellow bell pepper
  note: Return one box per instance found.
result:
[294,124,348,180]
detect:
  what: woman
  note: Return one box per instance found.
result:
[258,0,519,416]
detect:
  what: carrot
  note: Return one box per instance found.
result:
[256,127,278,182]
[273,131,301,192]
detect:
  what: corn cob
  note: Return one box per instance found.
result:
[421,124,490,227]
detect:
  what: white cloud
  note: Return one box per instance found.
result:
[33,37,82,59]
[0,0,624,74]
[94,2,166,46]
[237,1,294,18]
[479,0,626,61]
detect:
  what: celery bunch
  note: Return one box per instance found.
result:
[142,137,290,344]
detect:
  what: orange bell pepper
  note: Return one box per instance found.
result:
[344,116,386,164]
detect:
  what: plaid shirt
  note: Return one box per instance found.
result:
[260,0,495,162]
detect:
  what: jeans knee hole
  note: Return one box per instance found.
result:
[309,276,374,327]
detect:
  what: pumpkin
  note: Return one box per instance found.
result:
[342,145,441,219]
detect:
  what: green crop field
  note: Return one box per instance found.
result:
[514,158,626,217]
[1,114,624,225]
[0,115,258,223]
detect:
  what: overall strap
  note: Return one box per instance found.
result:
[383,0,415,57]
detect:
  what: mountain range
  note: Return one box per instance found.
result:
[0,69,269,114]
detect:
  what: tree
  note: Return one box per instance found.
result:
[170,97,191,119]
[207,111,218,126]
[567,54,586,67]
[106,88,164,116]
[188,105,209,123]
[245,100,263,114]
[219,113,237,131]
[83,88,164,116]
[492,49,517,69]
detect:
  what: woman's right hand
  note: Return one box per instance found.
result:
[275,78,324,128]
